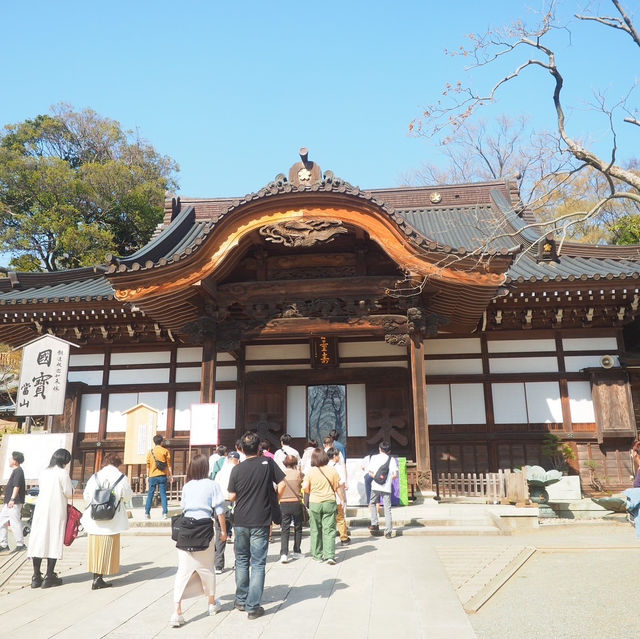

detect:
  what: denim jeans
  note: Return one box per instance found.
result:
[145,475,168,515]
[233,526,269,612]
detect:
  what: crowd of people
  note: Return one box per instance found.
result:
[0,431,400,629]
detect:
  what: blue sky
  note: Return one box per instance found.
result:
[1,0,637,199]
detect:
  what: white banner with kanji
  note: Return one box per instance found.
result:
[15,335,75,416]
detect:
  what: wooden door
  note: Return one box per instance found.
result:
[364,383,412,459]
[244,384,286,450]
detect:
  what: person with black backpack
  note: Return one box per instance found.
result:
[366,441,398,539]
[81,453,133,589]
[145,435,173,520]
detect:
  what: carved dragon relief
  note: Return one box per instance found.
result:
[259,219,348,248]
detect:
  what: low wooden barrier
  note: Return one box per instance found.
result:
[436,469,529,503]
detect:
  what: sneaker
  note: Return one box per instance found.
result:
[280,554,289,564]
[215,568,223,575]
[144,514,150,520]
[340,538,351,546]
[385,532,394,539]
[247,606,265,620]
[326,557,336,565]
[368,524,379,532]
[169,613,185,627]
[234,601,246,611]
[41,573,63,588]
[208,601,221,615]
[0,545,9,553]
[162,513,169,520]
[291,552,302,559]
[14,544,26,552]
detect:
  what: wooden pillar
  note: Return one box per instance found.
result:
[409,337,431,489]
[200,335,217,403]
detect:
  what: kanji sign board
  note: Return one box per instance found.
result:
[15,335,77,416]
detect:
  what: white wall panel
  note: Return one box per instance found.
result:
[568,381,596,422]
[451,384,485,424]
[69,353,105,366]
[215,389,236,430]
[68,370,103,385]
[339,341,406,357]
[175,391,201,430]
[216,366,237,382]
[177,347,202,363]
[426,384,452,425]
[111,351,171,365]
[245,344,309,360]
[489,357,558,374]
[286,386,307,437]
[78,394,101,433]
[564,355,612,372]
[426,359,483,375]
[340,361,408,369]
[245,364,311,372]
[492,383,528,423]
[487,339,556,353]
[137,392,168,430]
[424,338,481,355]
[176,367,201,383]
[347,384,367,436]
[562,336,618,351]
[109,368,170,385]
[106,393,137,432]
[525,382,562,423]
[217,352,235,362]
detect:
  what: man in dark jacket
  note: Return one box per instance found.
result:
[228,431,285,619]
[0,451,26,552]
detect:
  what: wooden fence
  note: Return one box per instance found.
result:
[436,469,529,503]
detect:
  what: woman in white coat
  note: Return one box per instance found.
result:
[81,453,133,589]
[27,448,73,589]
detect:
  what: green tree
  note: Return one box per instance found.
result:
[0,104,179,271]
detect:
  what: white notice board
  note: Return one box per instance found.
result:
[190,403,219,446]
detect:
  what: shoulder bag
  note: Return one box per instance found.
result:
[283,476,309,525]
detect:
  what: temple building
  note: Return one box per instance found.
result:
[1,151,639,491]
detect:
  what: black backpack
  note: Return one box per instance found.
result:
[90,473,125,521]
[373,457,391,484]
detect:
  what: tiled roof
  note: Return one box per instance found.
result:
[0,272,115,304]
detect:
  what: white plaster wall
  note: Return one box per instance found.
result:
[216,366,237,382]
[492,383,528,423]
[215,389,236,430]
[175,391,201,430]
[176,367,201,383]
[109,368,170,385]
[564,355,618,372]
[423,338,481,355]
[347,384,367,436]
[68,370,103,385]
[426,359,483,375]
[106,393,137,432]
[451,383,485,424]
[78,394,101,433]
[69,353,105,366]
[487,338,556,353]
[339,341,406,358]
[245,364,311,372]
[340,361,408,369]
[177,347,202,363]
[489,357,558,374]
[110,351,171,365]
[562,336,618,351]
[525,382,563,423]
[426,384,452,424]
[567,381,596,422]
[286,386,307,438]
[245,344,310,360]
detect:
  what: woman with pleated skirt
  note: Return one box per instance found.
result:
[81,453,133,589]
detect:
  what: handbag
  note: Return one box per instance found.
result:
[171,513,184,542]
[283,477,309,525]
[65,503,83,546]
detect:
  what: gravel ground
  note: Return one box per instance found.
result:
[469,534,639,639]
